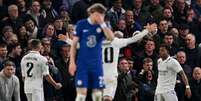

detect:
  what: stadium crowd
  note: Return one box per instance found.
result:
[0,0,201,101]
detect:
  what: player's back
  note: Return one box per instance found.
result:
[21,51,48,93]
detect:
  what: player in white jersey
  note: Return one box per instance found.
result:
[154,44,191,101]
[21,39,62,101]
[102,23,157,101]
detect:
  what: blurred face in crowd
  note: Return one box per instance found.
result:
[7,34,18,45]
[17,0,26,9]
[18,26,27,38]
[128,60,134,69]
[60,45,71,58]
[46,24,55,37]
[125,10,134,24]
[43,0,52,9]
[177,0,185,11]
[150,0,160,6]
[147,70,153,81]
[159,46,169,59]
[54,19,63,30]
[176,51,186,64]
[119,59,130,72]
[113,0,122,10]
[0,46,7,58]
[185,34,196,49]
[179,28,189,38]
[164,0,175,7]
[117,19,126,30]
[193,67,201,80]
[133,0,143,9]
[145,40,155,52]
[164,34,174,46]
[159,20,168,32]
[42,39,51,54]
[3,65,15,78]
[197,0,201,6]
[187,9,196,19]
[31,1,40,13]
[14,45,22,56]
[8,5,19,19]
[143,62,153,71]
[163,8,172,19]
[25,20,35,32]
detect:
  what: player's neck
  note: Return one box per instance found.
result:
[88,17,96,25]
[161,55,169,61]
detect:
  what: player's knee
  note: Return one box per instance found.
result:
[92,90,102,101]
[75,94,86,101]
[103,95,112,101]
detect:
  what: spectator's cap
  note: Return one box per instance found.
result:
[2,26,13,34]
[59,5,68,12]
[179,24,189,30]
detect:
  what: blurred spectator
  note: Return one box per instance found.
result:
[144,0,163,20]
[0,43,8,71]
[59,5,71,28]
[54,44,76,101]
[131,0,150,25]
[183,33,201,69]
[114,57,138,101]
[41,23,57,41]
[138,70,156,101]
[124,10,142,38]
[23,15,38,39]
[26,1,46,31]
[1,4,23,33]
[0,61,20,101]
[163,32,178,56]
[17,26,29,49]
[106,0,125,28]
[16,0,27,16]
[157,19,169,42]
[0,25,15,43]
[189,67,201,101]
[41,0,58,23]
[177,23,190,47]
[193,0,201,17]
[53,16,66,36]
[162,7,178,28]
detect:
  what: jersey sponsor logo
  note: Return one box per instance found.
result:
[77,80,83,86]
[87,35,97,48]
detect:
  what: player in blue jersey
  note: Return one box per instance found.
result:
[69,3,114,101]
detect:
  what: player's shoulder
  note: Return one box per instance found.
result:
[76,19,88,26]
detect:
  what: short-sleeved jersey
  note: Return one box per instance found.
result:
[75,18,104,66]
[21,51,49,93]
[155,56,183,94]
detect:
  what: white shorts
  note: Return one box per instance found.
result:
[26,91,44,101]
[154,90,178,101]
[103,75,117,99]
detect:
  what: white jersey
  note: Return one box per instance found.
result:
[155,56,183,94]
[102,29,149,76]
[21,51,49,93]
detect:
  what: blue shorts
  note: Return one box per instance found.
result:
[75,62,105,89]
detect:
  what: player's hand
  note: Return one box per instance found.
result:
[69,63,77,76]
[145,23,157,33]
[54,83,62,89]
[185,88,192,98]
[94,12,105,24]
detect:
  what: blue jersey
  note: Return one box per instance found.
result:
[75,18,105,89]
[75,18,104,66]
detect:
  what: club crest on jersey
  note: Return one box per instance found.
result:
[96,27,102,33]
[77,80,83,86]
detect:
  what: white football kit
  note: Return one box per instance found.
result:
[21,51,49,101]
[155,56,183,101]
[102,30,149,98]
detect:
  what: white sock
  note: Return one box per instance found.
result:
[75,94,86,101]
[92,91,102,101]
